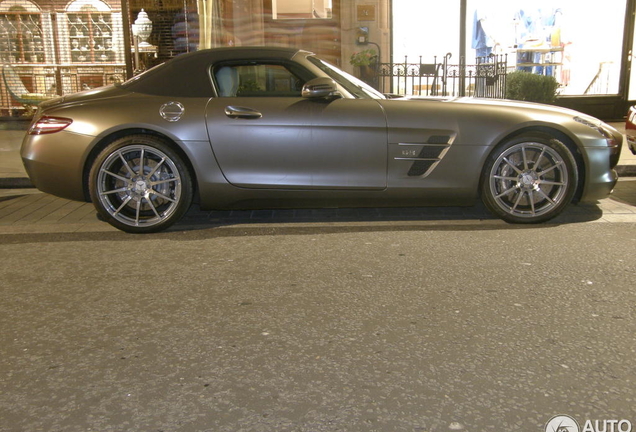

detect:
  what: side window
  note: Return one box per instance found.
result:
[214,63,306,97]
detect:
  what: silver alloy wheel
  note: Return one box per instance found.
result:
[487,141,569,218]
[95,144,182,228]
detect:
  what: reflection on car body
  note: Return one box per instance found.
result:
[21,47,622,233]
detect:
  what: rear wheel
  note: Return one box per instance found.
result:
[481,135,578,223]
[89,135,193,233]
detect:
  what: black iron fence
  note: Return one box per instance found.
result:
[374,54,508,98]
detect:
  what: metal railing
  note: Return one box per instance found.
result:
[375,54,508,98]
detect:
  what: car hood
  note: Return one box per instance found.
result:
[390,95,608,126]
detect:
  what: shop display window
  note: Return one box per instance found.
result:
[66,0,113,63]
[466,0,627,95]
[0,0,44,63]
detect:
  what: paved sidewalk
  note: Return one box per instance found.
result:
[0,120,31,188]
[1,178,635,235]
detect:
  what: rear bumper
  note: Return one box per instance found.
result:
[20,131,92,202]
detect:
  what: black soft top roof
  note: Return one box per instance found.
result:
[121,46,305,97]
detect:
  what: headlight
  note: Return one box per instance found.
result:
[574,116,623,168]
[574,116,618,147]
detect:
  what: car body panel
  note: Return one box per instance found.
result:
[205,97,388,189]
[39,91,211,143]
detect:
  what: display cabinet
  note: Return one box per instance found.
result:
[67,12,115,63]
[0,11,45,63]
[1,0,125,115]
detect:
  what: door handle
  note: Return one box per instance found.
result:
[224,106,262,119]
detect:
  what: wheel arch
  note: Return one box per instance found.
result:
[482,125,586,202]
[82,128,199,202]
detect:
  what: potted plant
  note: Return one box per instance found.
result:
[350,49,378,86]
[350,49,378,67]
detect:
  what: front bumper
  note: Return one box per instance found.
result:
[579,145,619,202]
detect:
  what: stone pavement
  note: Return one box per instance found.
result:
[1,119,635,233]
[0,120,32,189]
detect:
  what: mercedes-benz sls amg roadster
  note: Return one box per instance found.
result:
[21,47,622,233]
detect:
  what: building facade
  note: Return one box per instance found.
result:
[1,0,635,119]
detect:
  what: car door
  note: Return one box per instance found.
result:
[205,62,388,190]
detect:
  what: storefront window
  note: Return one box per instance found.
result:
[628,11,636,101]
[0,0,44,63]
[66,0,113,63]
[272,0,332,20]
[393,0,459,63]
[467,0,627,95]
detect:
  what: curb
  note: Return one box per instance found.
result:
[617,165,636,177]
[0,178,34,189]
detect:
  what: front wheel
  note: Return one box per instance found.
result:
[481,135,578,224]
[89,135,193,233]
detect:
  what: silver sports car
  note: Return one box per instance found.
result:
[21,47,622,233]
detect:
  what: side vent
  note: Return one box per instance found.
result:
[408,160,437,177]
[396,135,452,177]
[427,135,451,144]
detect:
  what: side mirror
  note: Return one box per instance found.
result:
[302,77,341,99]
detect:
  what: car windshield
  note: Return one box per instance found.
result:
[307,56,385,100]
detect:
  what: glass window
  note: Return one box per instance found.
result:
[66,0,113,63]
[393,0,459,63]
[629,12,636,101]
[392,0,460,96]
[214,63,306,97]
[272,0,332,20]
[0,2,44,64]
[467,0,627,96]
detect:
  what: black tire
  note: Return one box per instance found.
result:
[481,134,578,224]
[89,135,193,233]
